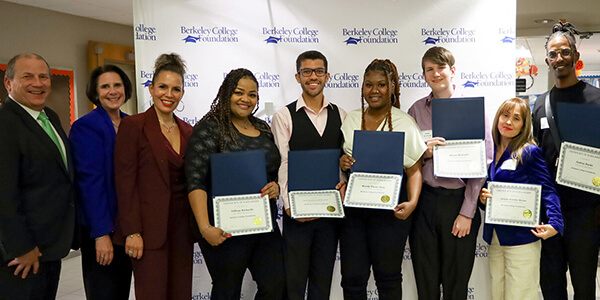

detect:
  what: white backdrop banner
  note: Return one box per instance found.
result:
[133,0,516,299]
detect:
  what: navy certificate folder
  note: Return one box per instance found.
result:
[556,102,600,148]
[288,149,341,191]
[351,130,404,175]
[432,97,485,140]
[210,150,268,197]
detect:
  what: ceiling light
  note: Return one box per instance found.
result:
[534,19,553,24]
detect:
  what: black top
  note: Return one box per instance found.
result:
[532,80,600,209]
[286,101,343,150]
[185,116,280,194]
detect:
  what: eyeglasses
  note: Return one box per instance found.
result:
[298,68,327,77]
[547,48,573,60]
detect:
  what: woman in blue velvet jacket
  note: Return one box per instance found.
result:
[479,97,563,300]
[70,65,132,300]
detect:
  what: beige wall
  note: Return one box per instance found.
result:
[0,0,134,118]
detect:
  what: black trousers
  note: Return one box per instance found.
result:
[540,204,600,300]
[339,207,411,300]
[282,214,339,300]
[198,224,286,300]
[0,259,61,300]
[80,228,132,300]
[409,184,480,300]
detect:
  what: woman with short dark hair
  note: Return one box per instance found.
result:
[70,64,133,299]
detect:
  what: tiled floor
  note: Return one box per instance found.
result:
[56,251,134,300]
[57,250,600,300]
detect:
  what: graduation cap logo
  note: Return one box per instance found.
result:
[344,37,362,45]
[462,81,479,88]
[182,35,200,43]
[422,37,440,45]
[501,36,515,43]
[264,36,282,44]
[141,80,152,87]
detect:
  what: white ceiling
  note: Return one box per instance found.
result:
[6,0,600,68]
[7,0,600,32]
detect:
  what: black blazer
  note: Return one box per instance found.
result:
[0,97,77,263]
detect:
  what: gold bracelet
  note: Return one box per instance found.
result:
[128,233,141,239]
[200,225,212,237]
[94,235,108,241]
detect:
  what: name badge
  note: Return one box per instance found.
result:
[421,130,432,141]
[540,117,549,130]
[500,159,517,171]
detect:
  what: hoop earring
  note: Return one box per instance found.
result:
[176,100,185,112]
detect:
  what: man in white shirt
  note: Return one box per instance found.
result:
[272,50,346,300]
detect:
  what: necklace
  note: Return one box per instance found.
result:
[365,108,387,123]
[110,114,121,129]
[159,119,177,132]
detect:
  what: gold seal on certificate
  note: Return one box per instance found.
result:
[556,142,600,195]
[381,195,390,203]
[288,190,344,219]
[485,182,541,227]
[213,194,273,236]
[344,172,402,210]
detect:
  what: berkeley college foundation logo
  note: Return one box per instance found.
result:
[262,27,319,44]
[461,71,514,88]
[499,27,516,43]
[140,70,154,87]
[255,71,280,88]
[135,24,157,41]
[342,27,398,45]
[140,70,200,89]
[325,72,360,89]
[421,27,476,45]
[398,71,429,89]
[181,26,239,43]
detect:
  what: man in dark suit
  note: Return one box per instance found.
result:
[0,53,77,299]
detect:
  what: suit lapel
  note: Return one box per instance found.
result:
[143,106,170,187]
[491,147,511,182]
[5,99,70,176]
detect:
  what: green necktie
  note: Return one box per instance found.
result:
[37,111,67,167]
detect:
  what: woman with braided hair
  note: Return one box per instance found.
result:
[338,59,426,299]
[186,68,285,299]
